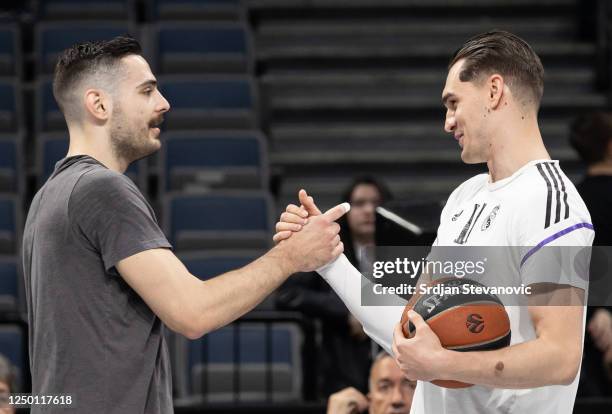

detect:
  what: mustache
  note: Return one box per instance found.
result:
[149,116,165,127]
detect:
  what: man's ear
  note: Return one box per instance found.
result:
[488,74,505,109]
[84,89,111,122]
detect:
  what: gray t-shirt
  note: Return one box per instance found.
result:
[22,155,173,413]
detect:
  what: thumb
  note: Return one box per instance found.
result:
[299,189,322,215]
[408,310,428,332]
[323,202,351,222]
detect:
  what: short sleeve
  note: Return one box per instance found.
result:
[514,183,594,288]
[69,170,172,272]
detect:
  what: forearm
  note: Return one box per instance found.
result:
[191,245,295,336]
[317,254,405,354]
[438,336,580,388]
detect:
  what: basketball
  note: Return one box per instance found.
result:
[400,277,511,388]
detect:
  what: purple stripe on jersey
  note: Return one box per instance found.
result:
[520,222,594,268]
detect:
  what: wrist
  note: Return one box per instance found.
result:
[435,349,456,380]
[269,242,299,276]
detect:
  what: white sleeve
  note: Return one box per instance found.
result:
[317,254,405,354]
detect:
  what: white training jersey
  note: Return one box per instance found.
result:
[318,159,594,414]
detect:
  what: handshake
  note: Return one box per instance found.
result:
[273,189,350,274]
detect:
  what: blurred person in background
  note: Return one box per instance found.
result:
[276,177,392,397]
[0,355,15,414]
[326,352,415,414]
[570,112,612,397]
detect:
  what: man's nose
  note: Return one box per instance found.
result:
[444,114,456,133]
[157,92,171,113]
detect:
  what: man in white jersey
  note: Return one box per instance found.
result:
[273,31,594,413]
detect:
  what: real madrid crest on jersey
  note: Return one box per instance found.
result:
[481,205,500,231]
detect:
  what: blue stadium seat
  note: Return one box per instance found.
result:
[154,23,250,74]
[164,191,272,251]
[0,79,20,132]
[0,196,18,255]
[187,323,301,401]
[37,0,135,21]
[160,76,257,130]
[37,134,145,189]
[160,131,267,192]
[0,257,19,311]
[36,23,132,73]
[0,137,21,193]
[0,25,20,76]
[147,0,243,21]
[0,324,25,389]
[35,78,64,132]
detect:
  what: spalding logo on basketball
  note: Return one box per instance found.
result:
[400,277,511,389]
[466,314,484,333]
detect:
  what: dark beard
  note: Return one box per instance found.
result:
[110,107,158,164]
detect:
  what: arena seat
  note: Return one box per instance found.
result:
[0,257,19,312]
[163,191,273,251]
[160,131,268,192]
[147,0,243,22]
[159,76,258,130]
[0,196,18,255]
[153,23,250,74]
[35,78,64,132]
[0,79,20,133]
[0,25,20,77]
[35,22,133,73]
[0,137,21,194]
[36,0,135,21]
[187,323,302,402]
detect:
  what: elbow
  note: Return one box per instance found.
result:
[557,346,582,386]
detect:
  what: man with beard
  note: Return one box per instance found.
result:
[21,36,349,413]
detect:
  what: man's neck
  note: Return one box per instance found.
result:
[66,125,128,173]
[486,116,550,182]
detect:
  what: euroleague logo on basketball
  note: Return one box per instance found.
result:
[466,313,485,333]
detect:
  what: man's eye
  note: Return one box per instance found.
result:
[143,89,153,95]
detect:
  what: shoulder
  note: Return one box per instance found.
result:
[510,161,592,245]
[513,161,590,222]
[69,165,143,216]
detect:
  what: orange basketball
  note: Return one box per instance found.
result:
[400,277,511,388]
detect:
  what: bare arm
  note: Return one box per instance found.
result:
[394,285,585,388]
[117,203,349,339]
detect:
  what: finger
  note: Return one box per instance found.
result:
[332,234,341,246]
[276,222,302,232]
[323,202,351,222]
[286,204,308,218]
[408,310,428,331]
[299,189,322,216]
[331,241,344,259]
[273,231,292,244]
[280,211,307,225]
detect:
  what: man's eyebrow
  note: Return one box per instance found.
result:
[442,92,455,106]
[136,79,157,89]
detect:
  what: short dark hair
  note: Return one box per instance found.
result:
[570,112,612,165]
[52,35,142,120]
[449,30,545,108]
[341,176,393,205]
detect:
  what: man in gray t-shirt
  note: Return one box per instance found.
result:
[22,37,349,413]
